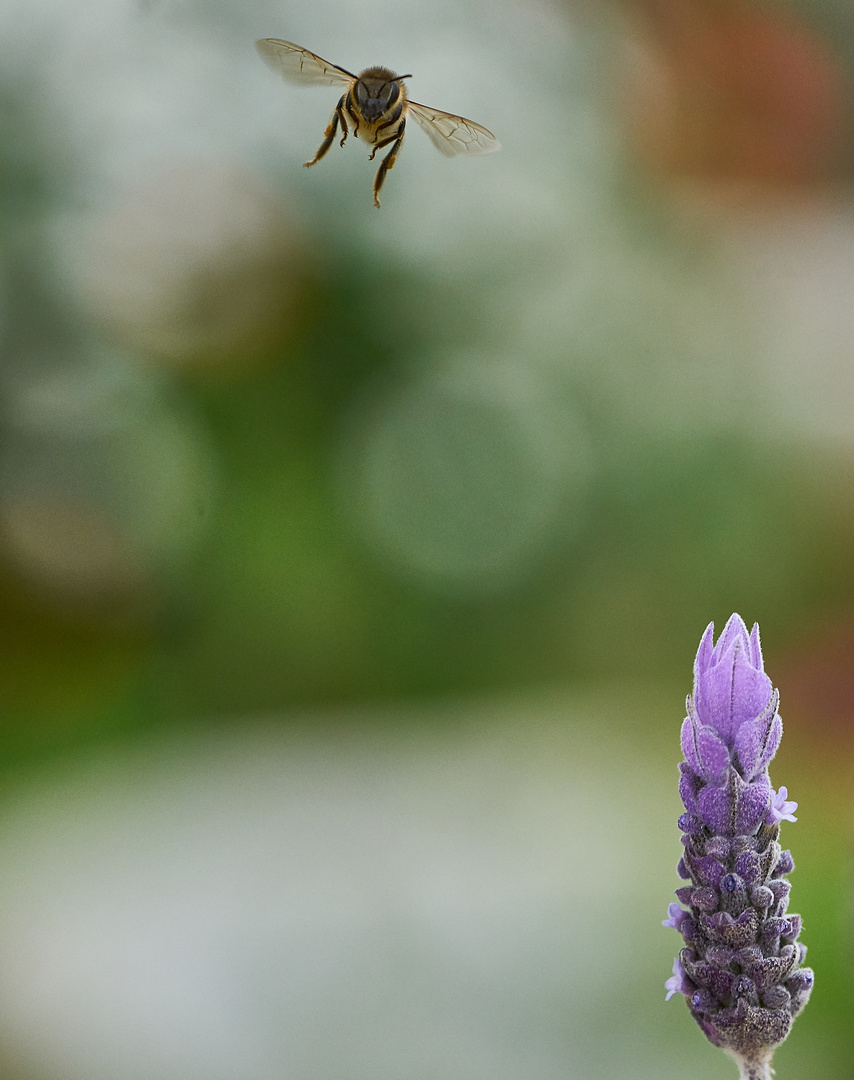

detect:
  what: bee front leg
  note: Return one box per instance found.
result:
[371,119,406,208]
[305,95,347,167]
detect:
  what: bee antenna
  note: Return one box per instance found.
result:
[378,74,411,92]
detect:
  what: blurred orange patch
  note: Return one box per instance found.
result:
[618,1,850,187]
[778,621,854,745]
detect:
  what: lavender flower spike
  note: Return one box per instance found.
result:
[665,615,813,1080]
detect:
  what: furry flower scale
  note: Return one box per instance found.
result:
[665,615,813,1080]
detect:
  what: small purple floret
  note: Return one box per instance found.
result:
[664,615,813,1072]
[662,902,687,930]
[768,786,798,824]
[665,956,690,1001]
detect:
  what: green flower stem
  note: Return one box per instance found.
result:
[731,1049,774,1080]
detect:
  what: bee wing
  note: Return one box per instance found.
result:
[408,101,501,158]
[255,38,355,88]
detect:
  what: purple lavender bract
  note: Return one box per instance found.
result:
[665,615,813,1077]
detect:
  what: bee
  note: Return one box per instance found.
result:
[256,38,501,207]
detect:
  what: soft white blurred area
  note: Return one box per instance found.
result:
[0,696,720,1080]
[722,199,854,445]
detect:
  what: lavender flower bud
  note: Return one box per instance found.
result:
[664,615,813,1080]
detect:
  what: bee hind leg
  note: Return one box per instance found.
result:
[305,95,348,167]
[371,120,406,208]
[337,106,350,148]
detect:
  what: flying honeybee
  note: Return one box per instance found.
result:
[256,38,501,207]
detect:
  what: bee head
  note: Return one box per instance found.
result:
[354,67,411,121]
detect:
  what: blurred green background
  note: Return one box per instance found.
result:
[0,0,851,1078]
